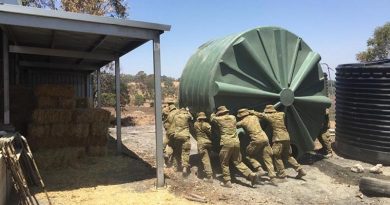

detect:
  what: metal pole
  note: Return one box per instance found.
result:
[153,35,164,187]
[3,30,10,124]
[115,58,122,153]
[97,68,101,108]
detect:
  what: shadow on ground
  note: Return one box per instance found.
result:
[31,136,155,193]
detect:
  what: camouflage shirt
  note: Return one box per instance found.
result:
[173,109,193,140]
[166,108,179,136]
[236,115,268,142]
[162,106,171,130]
[210,113,239,146]
[194,121,212,145]
[262,112,290,142]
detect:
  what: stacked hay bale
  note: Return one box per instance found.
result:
[27,85,110,169]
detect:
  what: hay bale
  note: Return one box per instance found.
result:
[58,98,76,109]
[73,109,94,123]
[85,146,107,157]
[91,109,111,124]
[69,124,89,139]
[90,122,109,137]
[32,109,72,124]
[68,124,89,146]
[50,124,69,139]
[34,84,75,98]
[27,124,51,139]
[75,98,92,108]
[34,147,85,170]
[36,97,58,109]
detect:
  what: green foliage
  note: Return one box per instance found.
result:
[99,72,130,106]
[134,94,145,107]
[22,0,128,18]
[101,93,116,106]
[357,22,390,62]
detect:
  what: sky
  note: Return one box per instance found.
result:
[121,0,390,80]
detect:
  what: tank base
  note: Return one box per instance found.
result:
[335,140,390,165]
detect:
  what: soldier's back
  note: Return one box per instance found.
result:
[266,112,290,142]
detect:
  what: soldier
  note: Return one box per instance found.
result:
[194,112,213,183]
[172,108,193,176]
[210,106,258,188]
[236,108,277,185]
[262,105,306,179]
[162,101,175,165]
[318,108,333,158]
[166,103,180,167]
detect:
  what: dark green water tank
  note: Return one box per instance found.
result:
[180,27,331,156]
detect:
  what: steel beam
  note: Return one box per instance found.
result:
[153,35,164,187]
[3,30,10,124]
[77,35,108,65]
[115,58,122,153]
[97,68,101,108]
[9,45,116,61]
[19,61,99,71]
[0,7,165,40]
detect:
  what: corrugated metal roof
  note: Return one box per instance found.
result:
[0,3,171,72]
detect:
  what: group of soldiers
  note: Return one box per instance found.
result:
[162,101,333,188]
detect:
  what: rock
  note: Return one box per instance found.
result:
[369,164,383,174]
[351,164,364,173]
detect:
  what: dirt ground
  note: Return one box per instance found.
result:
[32,138,196,205]
[112,124,390,205]
[29,108,390,205]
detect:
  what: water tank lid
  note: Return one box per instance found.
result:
[337,59,390,69]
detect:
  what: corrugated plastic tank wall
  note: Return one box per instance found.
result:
[180,27,331,157]
[335,60,390,164]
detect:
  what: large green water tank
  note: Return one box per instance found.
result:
[180,27,331,156]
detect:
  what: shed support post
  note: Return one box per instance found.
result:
[3,30,10,125]
[153,35,164,187]
[97,68,101,108]
[115,59,122,153]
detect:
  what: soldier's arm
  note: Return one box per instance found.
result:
[210,113,217,122]
[204,122,212,136]
[250,110,265,119]
[236,120,243,127]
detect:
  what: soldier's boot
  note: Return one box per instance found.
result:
[277,171,287,179]
[324,152,333,158]
[182,166,190,177]
[203,176,213,183]
[256,167,267,176]
[296,169,307,179]
[220,181,232,188]
[269,177,278,186]
[249,173,259,187]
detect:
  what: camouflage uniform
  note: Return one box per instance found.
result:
[166,104,180,166]
[194,112,213,179]
[162,104,173,162]
[262,105,306,178]
[237,109,276,179]
[210,106,257,186]
[172,108,193,173]
[318,109,332,156]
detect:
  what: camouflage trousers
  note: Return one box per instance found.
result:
[198,143,213,178]
[246,140,276,178]
[163,133,174,165]
[272,141,301,177]
[219,142,253,182]
[173,137,191,170]
[318,130,332,154]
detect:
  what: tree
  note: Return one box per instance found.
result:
[357,22,390,62]
[134,94,145,107]
[22,0,128,18]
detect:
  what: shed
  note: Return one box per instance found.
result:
[0,2,170,193]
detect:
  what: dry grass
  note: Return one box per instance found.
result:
[35,184,197,205]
